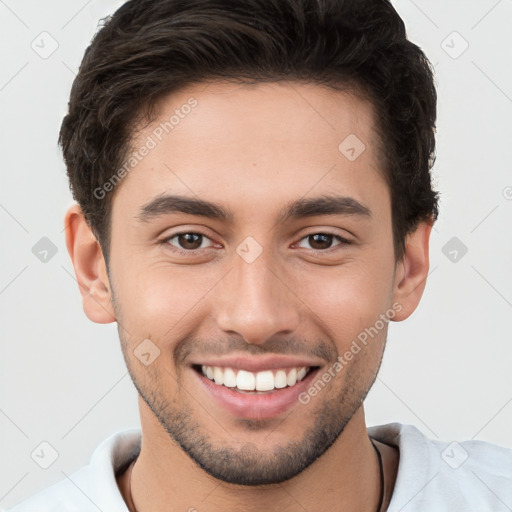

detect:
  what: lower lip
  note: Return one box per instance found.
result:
[194,367,320,420]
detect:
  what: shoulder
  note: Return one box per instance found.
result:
[6,429,141,512]
[368,422,512,512]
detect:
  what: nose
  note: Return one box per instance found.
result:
[215,247,301,345]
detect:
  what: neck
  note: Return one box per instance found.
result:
[124,403,385,512]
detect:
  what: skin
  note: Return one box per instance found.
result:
[65,81,432,511]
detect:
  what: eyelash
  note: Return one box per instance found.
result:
[160,231,351,255]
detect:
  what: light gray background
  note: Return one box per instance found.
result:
[1,0,511,508]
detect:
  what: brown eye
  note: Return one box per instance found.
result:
[165,232,213,252]
[297,233,347,251]
[178,233,202,250]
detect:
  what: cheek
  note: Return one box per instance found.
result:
[114,264,220,338]
[297,259,395,345]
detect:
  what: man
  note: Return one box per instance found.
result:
[8,0,512,511]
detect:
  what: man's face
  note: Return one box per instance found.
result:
[107,81,398,484]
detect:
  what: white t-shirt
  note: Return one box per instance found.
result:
[7,423,512,511]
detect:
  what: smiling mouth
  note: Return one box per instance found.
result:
[192,364,319,393]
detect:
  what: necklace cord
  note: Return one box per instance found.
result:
[370,437,385,512]
[127,459,136,512]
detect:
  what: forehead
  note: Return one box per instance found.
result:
[113,80,389,223]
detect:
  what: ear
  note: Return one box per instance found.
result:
[64,204,116,324]
[391,219,433,321]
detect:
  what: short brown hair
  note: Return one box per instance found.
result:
[59,0,439,263]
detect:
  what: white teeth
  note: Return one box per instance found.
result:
[274,370,287,389]
[255,370,274,391]
[199,365,311,392]
[237,370,256,390]
[213,366,224,385]
[297,367,307,381]
[286,368,297,386]
[223,367,237,388]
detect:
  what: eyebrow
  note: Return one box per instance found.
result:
[136,193,371,224]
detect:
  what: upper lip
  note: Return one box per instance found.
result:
[191,355,323,373]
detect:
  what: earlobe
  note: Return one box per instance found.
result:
[64,204,116,324]
[391,219,433,322]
